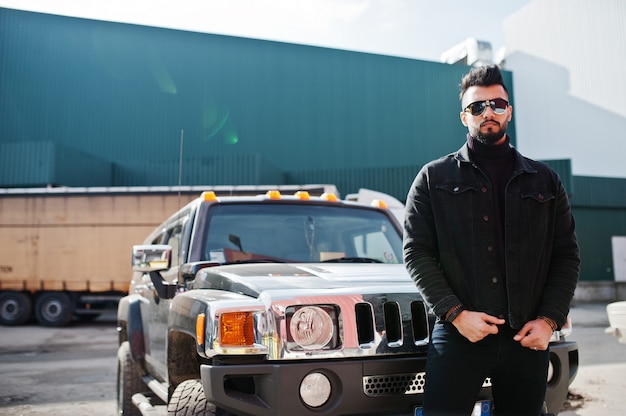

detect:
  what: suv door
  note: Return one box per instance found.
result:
[143,213,190,381]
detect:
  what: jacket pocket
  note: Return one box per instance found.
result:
[436,183,478,195]
[519,190,556,231]
[520,191,555,204]
[434,183,479,230]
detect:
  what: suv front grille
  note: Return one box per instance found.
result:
[355,299,429,348]
[363,374,493,396]
[363,372,426,396]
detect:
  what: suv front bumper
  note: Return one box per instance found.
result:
[201,340,577,416]
[201,355,432,416]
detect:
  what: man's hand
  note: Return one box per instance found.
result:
[452,310,506,343]
[513,319,554,351]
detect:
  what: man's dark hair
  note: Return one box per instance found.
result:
[459,65,509,100]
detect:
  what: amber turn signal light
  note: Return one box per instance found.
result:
[196,313,206,345]
[219,312,255,346]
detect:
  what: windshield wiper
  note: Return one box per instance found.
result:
[222,258,287,265]
[321,257,383,263]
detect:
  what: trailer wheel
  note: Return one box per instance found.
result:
[0,292,32,326]
[34,292,74,326]
[117,341,146,416]
[167,379,216,416]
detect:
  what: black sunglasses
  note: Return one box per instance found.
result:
[463,98,509,116]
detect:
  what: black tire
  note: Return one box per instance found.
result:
[0,291,32,326]
[167,379,216,416]
[117,341,146,416]
[34,291,74,327]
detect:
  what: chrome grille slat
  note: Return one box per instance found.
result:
[355,299,430,350]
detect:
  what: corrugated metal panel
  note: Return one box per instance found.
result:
[53,143,113,186]
[0,141,112,187]
[572,207,626,282]
[0,8,515,188]
[541,159,573,196]
[0,141,54,186]
[571,176,626,208]
[569,175,626,282]
[113,153,284,186]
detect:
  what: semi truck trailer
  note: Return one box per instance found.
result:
[0,185,335,326]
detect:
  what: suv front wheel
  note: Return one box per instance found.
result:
[167,379,216,416]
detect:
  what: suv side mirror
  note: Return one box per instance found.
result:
[132,245,172,272]
[132,245,177,299]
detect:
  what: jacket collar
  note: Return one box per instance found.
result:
[455,136,537,175]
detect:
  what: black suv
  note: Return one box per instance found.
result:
[117,190,578,415]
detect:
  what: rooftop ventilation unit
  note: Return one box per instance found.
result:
[440,37,493,67]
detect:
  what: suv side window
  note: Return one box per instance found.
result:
[166,224,183,268]
[160,212,190,267]
[151,229,167,245]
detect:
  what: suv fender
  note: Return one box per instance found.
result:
[168,289,255,345]
[118,294,147,362]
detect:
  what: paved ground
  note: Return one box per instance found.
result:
[0,316,118,416]
[0,304,624,415]
[559,303,626,416]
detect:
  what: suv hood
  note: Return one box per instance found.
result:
[195,262,418,298]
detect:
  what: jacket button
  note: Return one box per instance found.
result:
[483,215,489,222]
[481,187,488,193]
[454,186,460,192]
[538,194,544,200]
[492,277,498,284]
[487,245,494,252]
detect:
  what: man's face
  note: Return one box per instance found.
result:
[460,85,512,145]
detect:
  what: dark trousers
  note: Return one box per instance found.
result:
[422,321,549,416]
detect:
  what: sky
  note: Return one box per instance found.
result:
[0,0,532,62]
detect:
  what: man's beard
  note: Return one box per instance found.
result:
[472,121,507,145]
[475,131,505,145]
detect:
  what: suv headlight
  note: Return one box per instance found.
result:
[287,305,339,350]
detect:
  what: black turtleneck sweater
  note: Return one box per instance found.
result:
[467,134,515,224]
[467,134,516,317]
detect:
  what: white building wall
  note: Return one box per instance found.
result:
[501,0,626,178]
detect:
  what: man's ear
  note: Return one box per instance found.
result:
[460,111,467,126]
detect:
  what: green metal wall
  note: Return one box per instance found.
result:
[570,176,626,282]
[0,141,113,187]
[541,159,574,196]
[572,207,626,282]
[0,7,515,192]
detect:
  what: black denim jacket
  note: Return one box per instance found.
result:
[403,143,580,330]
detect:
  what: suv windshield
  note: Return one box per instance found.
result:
[202,203,402,264]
